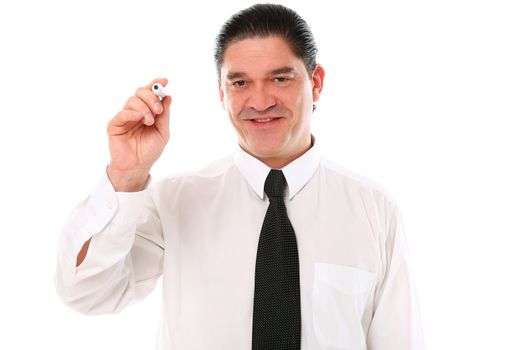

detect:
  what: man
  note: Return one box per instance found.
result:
[55,4,424,349]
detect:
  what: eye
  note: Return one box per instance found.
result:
[274,77,289,83]
[232,80,247,87]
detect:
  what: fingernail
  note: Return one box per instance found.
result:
[154,102,162,114]
[145,113,154,124]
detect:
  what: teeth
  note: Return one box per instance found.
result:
[254,118,273,122]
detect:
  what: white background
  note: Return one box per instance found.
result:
[1,0,524,349]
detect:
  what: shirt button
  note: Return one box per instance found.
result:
[106,200,113,210]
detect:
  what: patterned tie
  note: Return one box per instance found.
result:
[252,169,301,349]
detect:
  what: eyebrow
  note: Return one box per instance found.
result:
[270,66,297,76]
[225,72,247,81]
[225,66,297,81]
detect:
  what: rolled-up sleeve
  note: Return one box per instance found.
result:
[54,173,164,315]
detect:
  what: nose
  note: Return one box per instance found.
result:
[247,82,276,112]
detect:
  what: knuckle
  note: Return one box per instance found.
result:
[135,87,144,96]
[134,88,156,110]
[125,96,136,108]
[107,115,117,132]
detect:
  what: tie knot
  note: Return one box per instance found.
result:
[264,169,286,199]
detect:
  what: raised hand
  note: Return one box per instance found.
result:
[106,78,171,191]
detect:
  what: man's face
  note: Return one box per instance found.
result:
[219,36,324,168]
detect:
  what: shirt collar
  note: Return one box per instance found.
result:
[234,137,321,200]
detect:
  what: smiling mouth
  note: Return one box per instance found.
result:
[251,117,282,123]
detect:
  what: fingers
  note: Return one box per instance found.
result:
[121,78,170,125]
[108,109,146,133]
[137,77,169,113]
[146,77,168,92]
[125,96,157,125]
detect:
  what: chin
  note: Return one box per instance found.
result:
[248,141,286,157]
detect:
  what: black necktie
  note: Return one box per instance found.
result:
[252,169,301,350]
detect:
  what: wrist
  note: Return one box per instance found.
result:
[106,165,150,192]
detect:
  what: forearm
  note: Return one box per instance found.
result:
[76,238,91,267]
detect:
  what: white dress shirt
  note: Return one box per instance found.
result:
[55,141,424,350]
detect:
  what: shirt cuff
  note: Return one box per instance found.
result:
[62,171,152,257]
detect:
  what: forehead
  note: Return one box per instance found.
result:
[221,36,306,78]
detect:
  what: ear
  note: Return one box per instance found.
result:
[311,64,325,103]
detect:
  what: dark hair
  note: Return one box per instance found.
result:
[214,4,318,78]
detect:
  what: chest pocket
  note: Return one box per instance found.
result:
[312,263,376,350]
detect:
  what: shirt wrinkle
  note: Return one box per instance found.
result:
[55,140,424,350]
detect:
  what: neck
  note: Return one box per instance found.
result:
[243,136,314,169]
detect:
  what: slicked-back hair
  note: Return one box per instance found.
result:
[214,4,318,78]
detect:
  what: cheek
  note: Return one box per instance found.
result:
[223,96,245,131]
[286,87,313,132]
[288,88,310,118]
[224,93,244,117]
